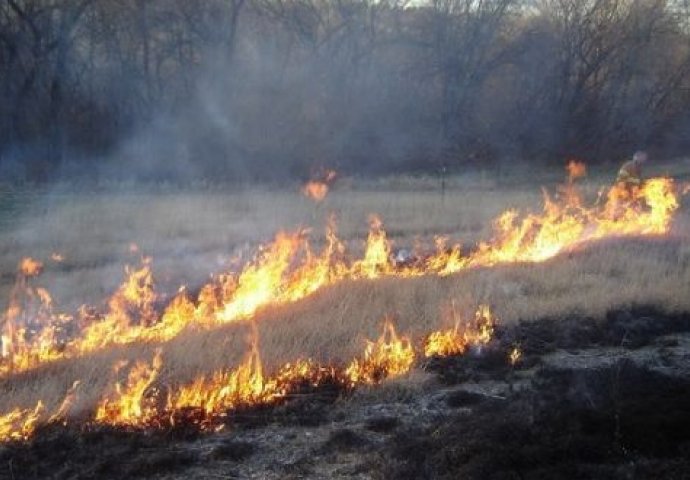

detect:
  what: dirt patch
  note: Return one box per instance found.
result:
[0,428,199,480]
[378,360,690,479]
[506,306,690,355]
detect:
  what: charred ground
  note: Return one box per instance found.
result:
[2,306,689,480]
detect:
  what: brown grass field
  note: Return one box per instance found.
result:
[1,161,689,416]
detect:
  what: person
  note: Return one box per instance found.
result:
[616,151,648,191]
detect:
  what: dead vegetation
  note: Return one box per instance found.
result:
[0,172,689,415]
[0,170,689,478]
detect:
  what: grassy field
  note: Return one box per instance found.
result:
[1,160,689,416]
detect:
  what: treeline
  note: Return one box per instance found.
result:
[1,0,689,182]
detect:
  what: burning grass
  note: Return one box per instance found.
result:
[0,165,688,447]
[0,172,682,377]
[2,307,689,480]
[0,309,497,441]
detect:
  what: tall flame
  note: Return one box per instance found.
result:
[95,350,163,427]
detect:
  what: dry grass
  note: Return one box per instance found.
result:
[0,183,543,309]
[0,166,689,416]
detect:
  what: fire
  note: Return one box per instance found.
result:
[302,182,329,202]
[301,169,337,202]
[345,319,415,385]
[216,232,305,322]
[464,176,678,266]
[0,163,684,442]
[19,257,43,277]
[51,252,65,262]
[0,167,682,378]
[1,258,64,371]
[0,293,661,442]
[171,319,416,425]
[0,318,416,440]
[169,323,269,417]
[95,350,163,427]
[509,347,522,366]
[424,305,495,357]
[353,215,394,278]
[0,380,83,442]
[0,402,44,442]
[566,160,586,181]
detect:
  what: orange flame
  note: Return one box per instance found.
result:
[301,169,337,202]
[0,167,681,378]
[301,182,329,202]
[0,379,84,442]
[95,350,163,427]
[345,320,415,385]
[19,257,43,277]
[424,305,495,357]
[0,402,44,442]
[566,160,586,182]
[508,347,522,366]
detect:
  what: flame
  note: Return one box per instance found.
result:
[1,258,64,371]
[27,319,410,438]
[464,177,678,267]
[0,402,44,442]
[566,160,586,181]
[301,169,337,202]
[345,319,415,385]
[19,257,43,277]
[0,167,681,378]
[302,182,329,202]
[51,252,65,262]
[0,380,84,442]
[95,350,163,427]
[352,215,394,278]
[169,319,415,426]
[169,323,268,417]
[424,305,495,357]
[49,380,82,424]
[509,347,522,366]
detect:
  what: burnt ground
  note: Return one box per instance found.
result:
[2,306,690,480]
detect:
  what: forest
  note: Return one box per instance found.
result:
[1,0,690,182]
